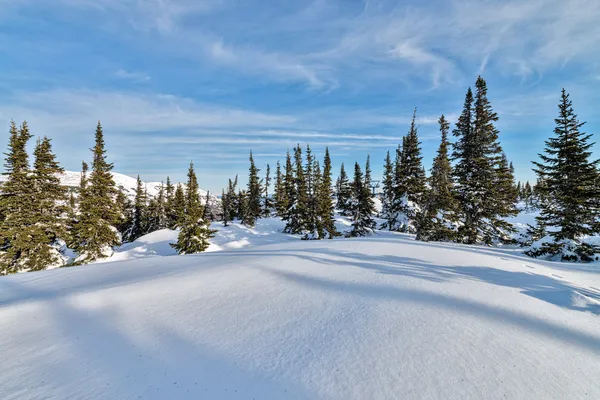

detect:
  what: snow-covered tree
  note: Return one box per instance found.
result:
[526,89,600,261]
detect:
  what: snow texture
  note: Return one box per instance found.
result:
[1,226,600,399]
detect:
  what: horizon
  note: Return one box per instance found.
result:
[2,0,599,193]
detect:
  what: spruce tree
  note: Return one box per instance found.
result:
[304,144,317,237]
[284,145,309,234]
[126,175,147,241]
[273,160,288,217]
[389,109,426,233]
[452,77,515,244]
[380,150,395,229]
[73,122,120,264]
[335,163,352,215]
[527,89,600,261]
[244,151,262,227]
[171,162,215,254]
[416,115,458,241]
[29,137,68,270]
[172,184,186,228]
[283,150,296,221]
[318,147,339,239]
[348,162,376,237]
[0,121,36,273]
[263,163,272,217]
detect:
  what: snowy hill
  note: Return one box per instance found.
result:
[1,229,599,399]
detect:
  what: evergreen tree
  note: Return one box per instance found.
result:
[165,176,177,229]
[171,162,216,254]
[115,188,132,241]
[221,176,238,225]
[283,151,296,221]
[304,144,317,237]
[527,89,600,261]
[388,109,426,232]
[72,122,120,264]
[348,162,376,237]
[318,147,339,239]
[416,115,458,241]
[172,184,186,228]
[380,150,395,229]
[273,161,288,217]
[0,122,36,273]
[263,163,272,217]
[364,154,373,192]
[244,151,262,227]
[284,145,309,234]
[126,175,147,241]
[452,77,515,244]
[335,163,352,215]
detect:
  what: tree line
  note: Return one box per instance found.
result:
[2,75,599,273]
[0,122,216,274]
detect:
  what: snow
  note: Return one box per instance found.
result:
[1,228,600,399]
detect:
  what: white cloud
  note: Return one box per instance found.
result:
[114,69,150,82]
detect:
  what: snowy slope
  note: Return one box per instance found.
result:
[1,233,599,399]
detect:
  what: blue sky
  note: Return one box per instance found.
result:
[1,0,600,193]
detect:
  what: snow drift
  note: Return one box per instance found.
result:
[1,232,599,399]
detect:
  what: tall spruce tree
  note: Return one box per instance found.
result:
[348,161,376,237]
[380,150,395,229]
[527,89,600,261]
[27,137,68,270]
[171,162,215,254]
[335,163,352,215]
[126,175,147,241]
[274,160,288,217]
[304,145,317,237]
[263,163,272,217]
[416,115,458,241]
[284,145,309,234]
[388,109,426,233]
[0,122,37,273]
[244,151,262,227]
[452,77,515,244]
[318,147,339,239]
[73,122,120,264]
[172,184,186,228]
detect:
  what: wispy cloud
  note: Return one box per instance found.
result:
[114,69,150,82]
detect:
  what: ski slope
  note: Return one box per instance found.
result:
[1,228,599,400]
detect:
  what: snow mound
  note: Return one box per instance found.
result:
[1,234,599,399]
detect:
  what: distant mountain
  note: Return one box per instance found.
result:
[1,171,221,210]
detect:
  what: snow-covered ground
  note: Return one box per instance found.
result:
[1,222,599,399]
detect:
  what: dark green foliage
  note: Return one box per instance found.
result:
[283,151,295,220]
[318,147,339,239]
[125,175,147,242]
[347,161,376,237]
[221,176,238,226]
[335,163,352,215]
[244,151,262,227]
[527,89,600,261]
[146,183,167,233]
[172,184,186,228]
[284,145,310,234]
[380,150,394,229]
[0,122,36,273]
[72,122,120,264]
[273,161,288,217]
[452,77,516,244]
[387,109,427,233]
[416,115,458,242]
[263,163,273,217]
[171,162,216,254]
